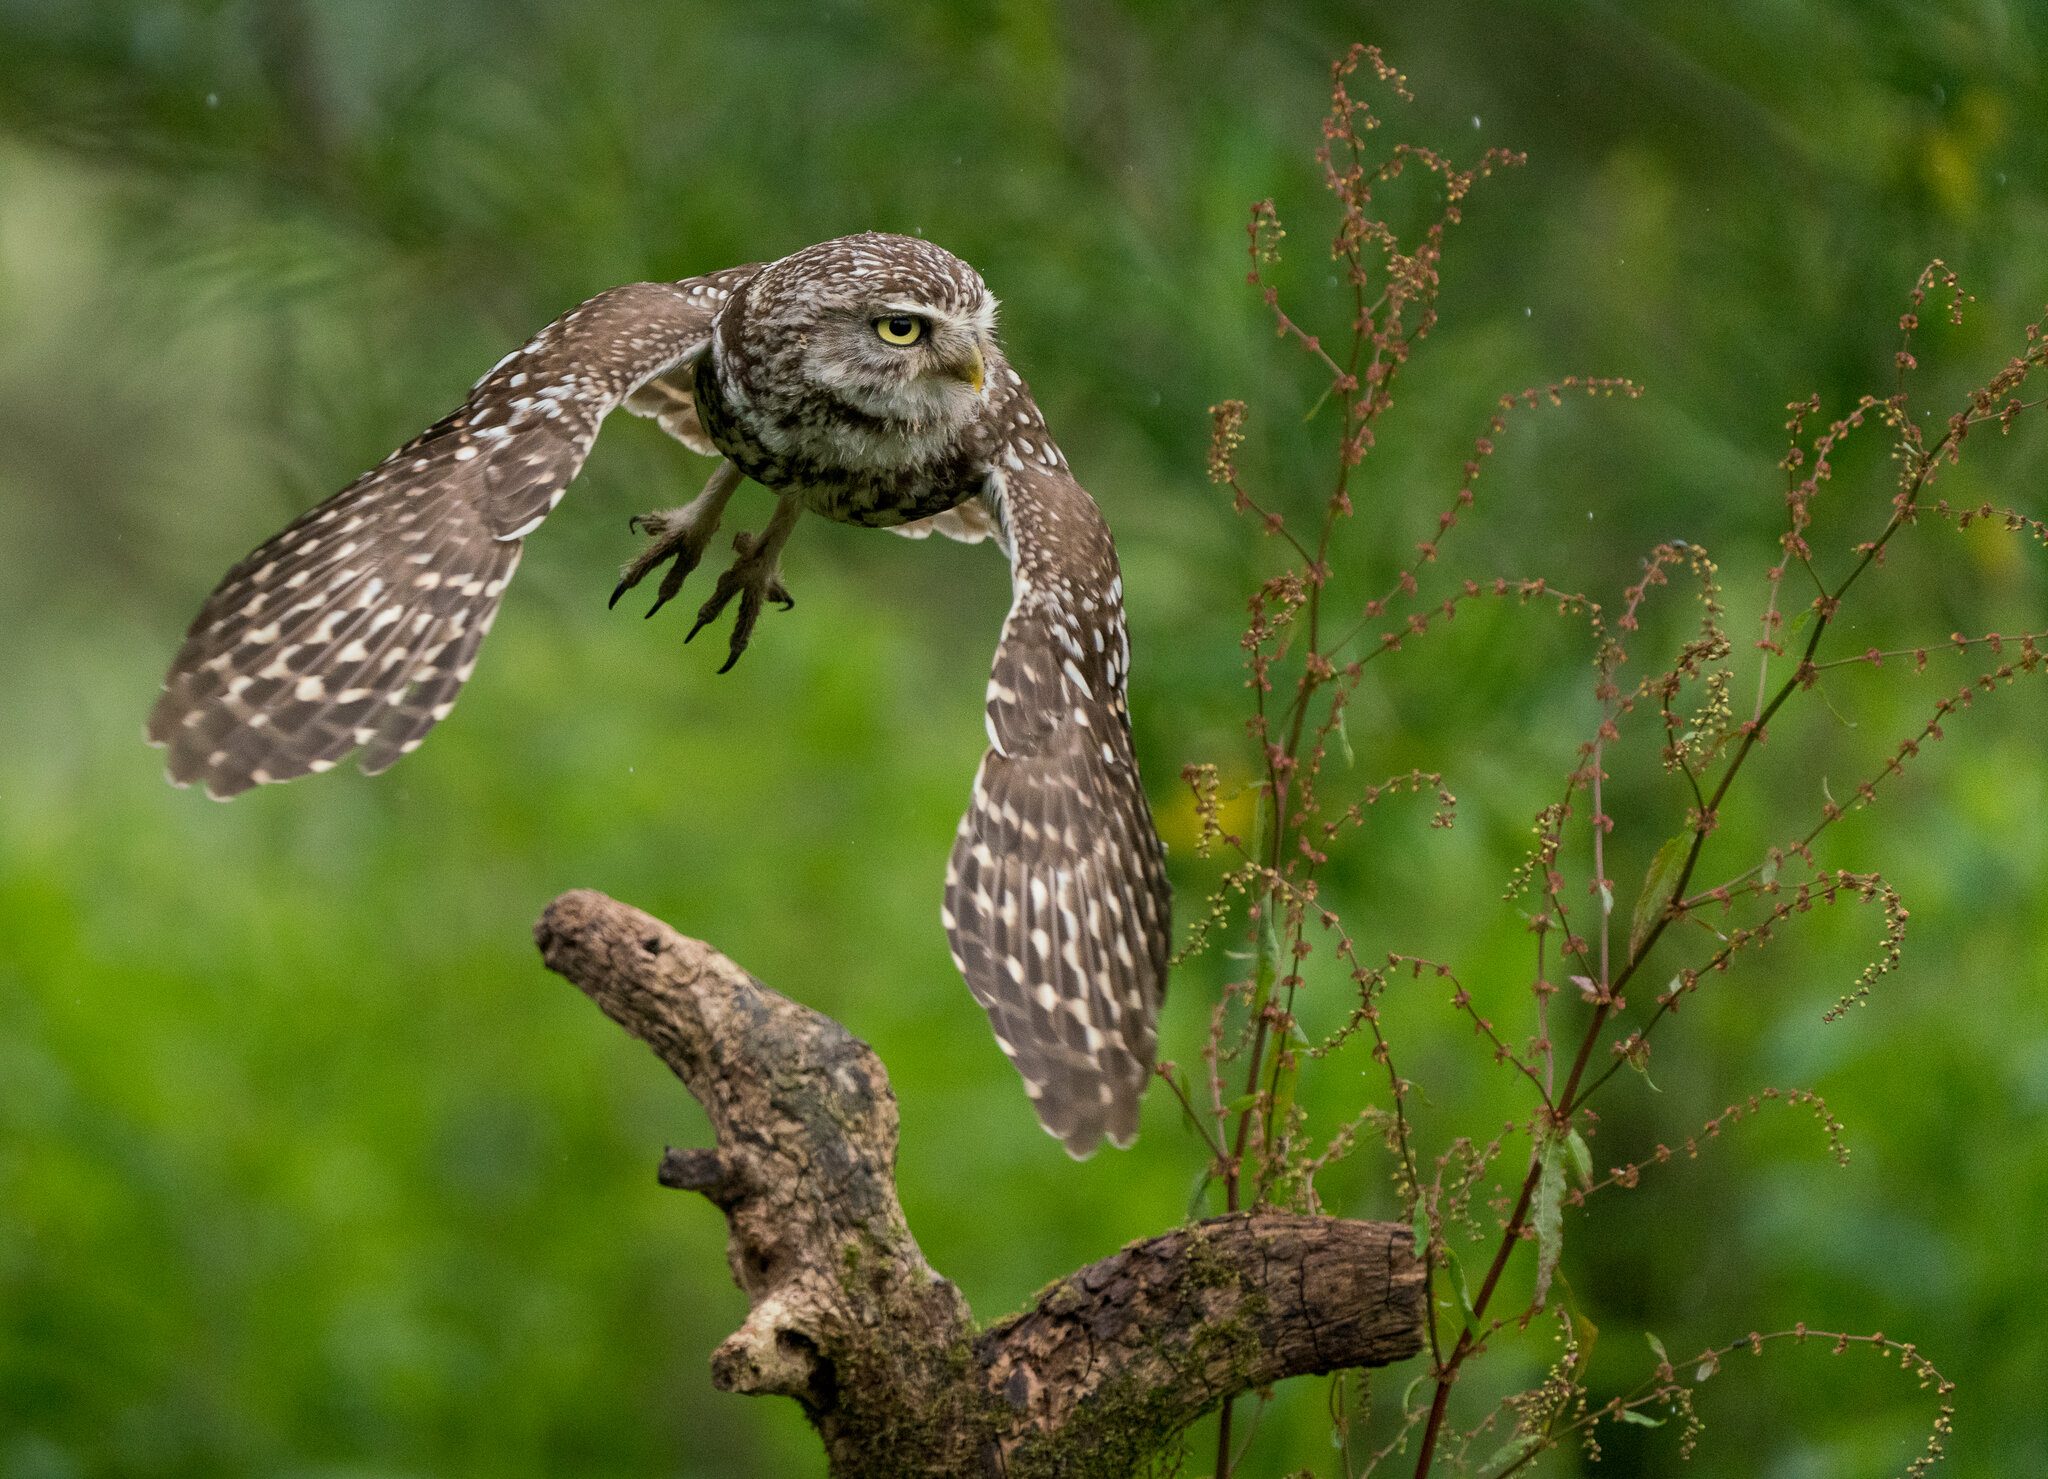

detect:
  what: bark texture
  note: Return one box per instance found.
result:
[535,888,1424,1477]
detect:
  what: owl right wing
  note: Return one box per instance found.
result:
[147,265,760,799]
[942,378,1172,1158]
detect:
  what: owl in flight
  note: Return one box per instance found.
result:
[148,234,1171,1156]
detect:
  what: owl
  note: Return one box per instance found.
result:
[148,233,1171,1157]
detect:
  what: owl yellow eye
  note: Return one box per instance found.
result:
[875,314,925,346]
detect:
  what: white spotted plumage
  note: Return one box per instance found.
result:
[149,233,1169,1156]
[940,415,1170,1156]
[148,271,758,797]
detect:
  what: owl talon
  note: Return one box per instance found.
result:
[611,462,746,616]
[612,506,715,614]
[684,509,800,671]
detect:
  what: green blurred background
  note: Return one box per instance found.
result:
[3,2,2046,1474]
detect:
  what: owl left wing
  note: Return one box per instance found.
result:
[943,379,1171,1157]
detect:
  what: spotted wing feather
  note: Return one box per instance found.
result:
[944,385,1170,1157]
[888,500,997,544]
[148,268,758,798]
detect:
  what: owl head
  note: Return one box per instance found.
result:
[728,233,998,442]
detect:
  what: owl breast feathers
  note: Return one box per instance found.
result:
[149,232,1170,1156]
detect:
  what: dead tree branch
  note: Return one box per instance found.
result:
[534,888,1423,1477]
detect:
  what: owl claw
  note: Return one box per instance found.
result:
[686,524,797,672]
[611,463,747,618]
[612,505,719,616]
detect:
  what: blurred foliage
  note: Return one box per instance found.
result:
[2,2,2046,1476]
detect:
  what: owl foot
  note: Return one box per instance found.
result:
[610,507,715,618]
[610,461,744,619]
[685,498,803,673]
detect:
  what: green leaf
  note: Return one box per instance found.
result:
[1268,1053,1299,1139]
[1185,1167,1215,1220]
[1629,832,1692,955]
[1333,705,1356,769]
[1645,1330,1669,1364]
[1410,1202,1431,1262]
[1223,1092,1258,1117]
[1565,1128,1594,1189]
[1570,1303,1600,1378]
[1248,911,1280,1021]
[1532,1134,1566,1309]
[1617,1408,1667,1428]
[1759,854,1779,887]
[1478,1432,1545,1476]
[1442,1244,1480,1337]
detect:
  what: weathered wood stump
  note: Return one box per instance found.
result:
[536,889,1423,1477]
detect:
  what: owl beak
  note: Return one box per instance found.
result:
[953,346,986,398]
